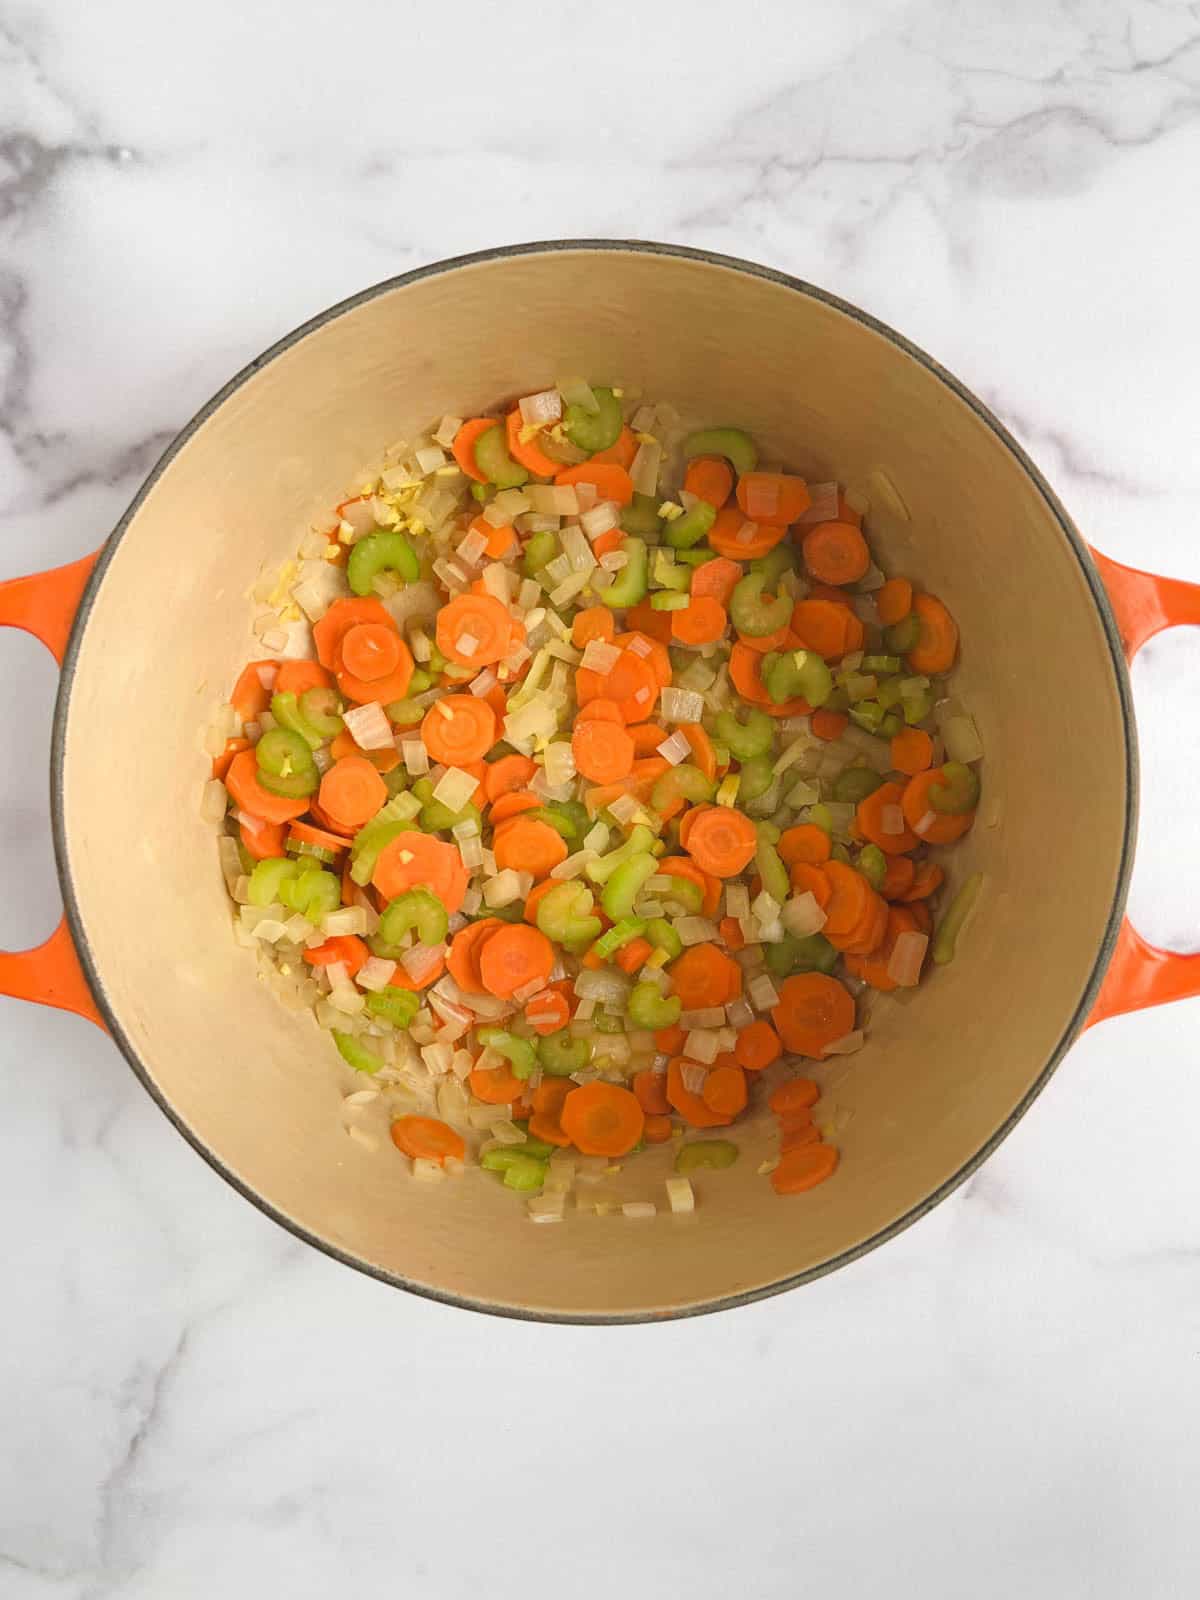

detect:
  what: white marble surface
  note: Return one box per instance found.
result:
[3,1,1200,1594]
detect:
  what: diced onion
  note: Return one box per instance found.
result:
[434,414,463,447]
[581,639,621,674]
[433,766,479,813]
[782,892,826,937]
[887,931,929,987]
[322,907,368,938]
[483,869,523,908]
[456,528,488,566]
[660,687,704,724]
[683,1029,720,1064]
[342,702,393,751]
[622,1202,656,1220]
[942,716,984,764]
[630,440,662,498]
[665,1177,694,1214]
[556,375,598,412]
[676,916,719,946]
[823,1029,865,1056]
[200,779,227,825]
[580,501,619,540]
[748,974,780,1011]
[725,997,754,1029]
[680,1063,707,1095]
[795,482,839,523]
[656,730,692,765]
[357,956,397,992]
[519,389,562,426]
[403,944,445,985]
[880,804,906,836]
[414,444,447,474]
[574,968,632,1005]
[913,810,937,838]
[679,1007,725,1029]
[402,740,430,776]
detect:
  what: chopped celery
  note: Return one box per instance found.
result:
[848,700,886,734]
[476,1027,538,1080]
[564,386,622,452]
[587,825,656,885]
[602,854,659,921]
[861,654,902,674]
[651,764,715,815]
[675,1139,739,1173]
[930,762,980,814]
[481,1150,548,1191]
[808,803,834,836]
[600,536,648,609]
[628,981,681,1029]
[247,857,300,907]
[664,500,716,550]
[592,918,648,961]
[255,728,318,795]
[884,613,920,653]
[539,1030,592,1076]
[377,888,448,947]
[933,873,982,965]
[730,572,791,637]
[473,424,529,489]
[347,530,419,596]
[350,815,419,886]
[536,882,602,948]
[879,712,904,738]
[365,987,420,1027]
[763,648,833,709]
[755,833,789,904]
[280,867,340,921]
[287,837,337,865]
[656,874,703,915]
[412,776,481,835]
[523,530,559,578]
[651,591,690,611]
[676,548,717,568]
[271,691,328,750]
[751,544,799,585]
[901,685,935,725]
[299,686,344,738]
[651,549,691,592]
[531,800,589,842]
[737,755,775,803]
[858,843,887,890]
[682,427,758,476]
[332,1031,384,1075]
[406,668,435,695]
[510,1128,558,1159]
[385,698,425,726]
[621,492,663,537]
[715,707,774,761]
[645,917,683,961]
[833,766,884,805]
[765,932,838,978]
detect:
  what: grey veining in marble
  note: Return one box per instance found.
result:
[2,2,1199,1595]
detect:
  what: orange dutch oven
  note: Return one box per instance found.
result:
[3,243,1199,1322]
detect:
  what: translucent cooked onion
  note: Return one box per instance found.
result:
[782,892,826,937]
[656,731,692,765]
[680,1062,707,1095]
[795,481,839,523]
[342,702,393,751]
[823,1030,865,1056]
[887,931,928,987]
[519,389,562,426]
[357,956,397,992]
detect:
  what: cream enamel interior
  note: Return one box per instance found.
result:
[58,247,1131,1319]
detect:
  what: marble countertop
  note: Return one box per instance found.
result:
[3,1,1200,1594]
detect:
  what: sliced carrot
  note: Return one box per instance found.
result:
[330,726,402,773]
[689,556,742,606]
[779,824,832,867]
[466,512,516,561]
[781,1121,822,1153]
[821,861,875,946]
[240,818,286,860]
[679,723,717,781]
[801,520,870,586]
[768,1077,820,1114]
[702,1063,748,1118]
[790,599,854,660]
[615,936,653,975]
[628,722,669,756]
[478,923,555,998]
[684,455,734,508]
[274,659,334,696]
[312,596,396,672]
[907,593,959,675]
[303,933,369,975]
[571,605,616,649]
[484,753,537,804]
[624,598,674,644]
[231,661,278,723]
[875,577,912,627]
[666,1058,732,1129]
[452,418,498,484]
[436,593,519,670]
[493,816,568,880]
[224,748,309,824]
[856,780,919,855]
[318,756,387,833]
[576,697,626,727]
[525,987,571,1035]
[734,1020,782,1072]
[590,426,638,468]
[811,709,849,741]
[421,696,497,767]
[671,596,727,646]
[899,861,945,902]
[471,1061,529,1104]
[522,879,559,928]
[655,1023,686,1055]
[554,461,634,507]
[879,854,917,901]
[909,900,933,936]
[575,649,658,724]
[836,492,862,526]
[684,806,758,878]
[891,727,933,775]
[447,918,503,995]
[560,1082,644,1157]
[288,820,351,857]
[789,861,832,906]
[708,506,788,561]
[390,1115,466,1165]
[719,915,746,951]
[373,831,469,913]
[505,408,559,478]
[612,631,672,690]
[844,905,922,992]
[572,720,635,785]
[643,1114,674,1144]
[771,1144,838,1195]
[212,736,251,781]
[337,641,414,707]
[735,472,811,526]
[657,856,721,919]
[633,1068,671,1116]
[668,943,742,1011]
[311,800,357,838]
[485,795,539,833]
[772,973,855,1057]
[901,768,975,845]
[340,621,403,682]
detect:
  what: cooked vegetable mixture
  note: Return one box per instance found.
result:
[204,380,983,1221]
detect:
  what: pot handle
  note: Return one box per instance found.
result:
[0,551,106,1029]
[1088,548,1200,1026]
